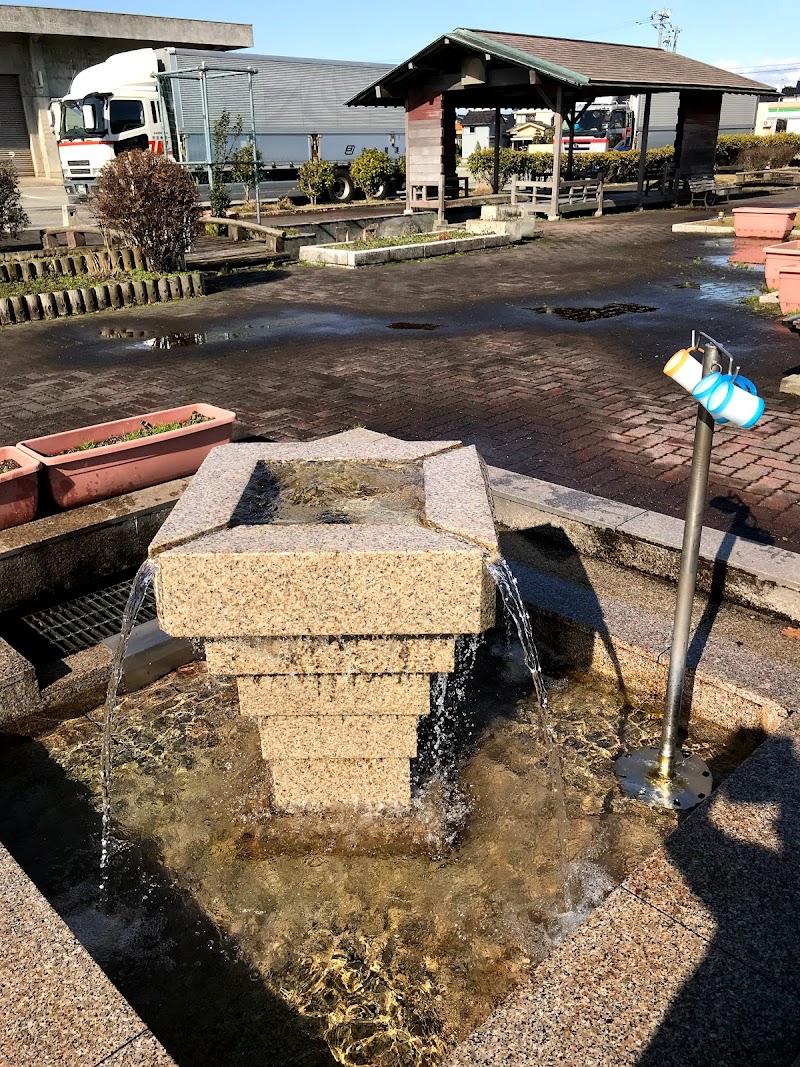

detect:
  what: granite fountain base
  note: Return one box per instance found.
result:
[150,429,498,810]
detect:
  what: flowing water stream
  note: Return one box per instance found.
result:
[100,557,158,886]
[488,557,574,910]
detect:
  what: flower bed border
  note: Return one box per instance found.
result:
[0,271,205,328]
[299,232,510,269]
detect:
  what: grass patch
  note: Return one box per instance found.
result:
[0,268,178,300]
[44,411,212,456]
[741,293,783,316]
[328,230,471,251]
[0,459,20,474]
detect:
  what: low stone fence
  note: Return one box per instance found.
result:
[300,232,509,269]
[0,271,205,327]
[0,246,144,283]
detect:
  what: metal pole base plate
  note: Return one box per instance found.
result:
[614,746,712,811]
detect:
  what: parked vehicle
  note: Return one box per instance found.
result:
[51,48,405,204]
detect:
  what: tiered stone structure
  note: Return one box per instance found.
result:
[150,429,498,811]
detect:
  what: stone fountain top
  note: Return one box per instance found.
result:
[152,429,498,639]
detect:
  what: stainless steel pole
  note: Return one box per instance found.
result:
[199,66,214,189]
[657,341,723,778]
[248,71,261,225]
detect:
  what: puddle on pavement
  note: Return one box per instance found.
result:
[387,322,442,331]
[525,303,657,322]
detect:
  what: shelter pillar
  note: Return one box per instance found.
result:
[635,92,652,210]
[405,87,457,214]
[549,85,564,220]
[674,90,722,181]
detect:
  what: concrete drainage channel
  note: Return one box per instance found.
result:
[1,463,800,1064]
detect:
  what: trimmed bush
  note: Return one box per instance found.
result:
[92,152,201,273]
[349,148,398,197]
[230,143,264,203]
[715,133,800,169]
[466,147,532,187]
[0,162,29,238]
[298,159,335,204]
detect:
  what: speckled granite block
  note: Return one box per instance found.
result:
[257,714,418,759]
[271,758,410,810]
[155,525,493,637]
[206,635,456,675]
[446,885,800,1067]
[423,446,498,556]
[238,672,431,717]
[100,1031,177,1065]
[0,843,175,1066]
[0,636,41,726]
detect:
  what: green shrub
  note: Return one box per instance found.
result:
[209,109,244,217]
[349,148,397,197]
[520,145,674,183]
[466,147,533,186]
[298,159,335,204]
[230,143,264,203]
[0,161,29,237]
[715,132,800,169]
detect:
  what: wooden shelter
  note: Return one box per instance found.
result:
[348,28,773,219]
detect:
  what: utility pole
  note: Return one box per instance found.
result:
[650,8,673,50]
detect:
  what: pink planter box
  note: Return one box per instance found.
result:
[764,240,800,289]
[17,403,236,509]
[733,206,798,240]
[778,264,800,315]
[0,446,40,531]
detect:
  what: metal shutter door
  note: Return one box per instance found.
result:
[0,75,35,176]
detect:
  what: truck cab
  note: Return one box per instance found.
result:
[53,49,168,202]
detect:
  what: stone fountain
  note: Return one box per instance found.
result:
[150,429,497,810]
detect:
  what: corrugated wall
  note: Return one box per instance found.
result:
[169,49,403,136]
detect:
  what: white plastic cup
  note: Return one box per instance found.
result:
[692,372,765,429]
[664,348,704,393]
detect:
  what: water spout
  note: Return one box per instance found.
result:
[100,557,158,887]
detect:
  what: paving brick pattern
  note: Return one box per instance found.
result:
[1,193,799,548]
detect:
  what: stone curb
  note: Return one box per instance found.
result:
[0,246,143,281]
[298,232,511,268]
[488,465,800,621]
[0,271,205,327]
[672,220,800,237]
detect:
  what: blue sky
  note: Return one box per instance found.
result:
[14,0,800,88]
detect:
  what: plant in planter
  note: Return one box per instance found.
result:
[0,446,40,531]
[17,404,235,508]
[733,207,798,240]
[350,148,397,199]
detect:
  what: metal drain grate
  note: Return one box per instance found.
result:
[21,578,157,658]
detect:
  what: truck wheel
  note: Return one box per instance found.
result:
[329,173,354,203]
[372,180,393,200]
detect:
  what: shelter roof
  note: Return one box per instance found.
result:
[348,27,774,105]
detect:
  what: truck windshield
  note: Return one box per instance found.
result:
[60,99,106,140]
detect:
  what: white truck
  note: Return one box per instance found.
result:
[51,47,405,204]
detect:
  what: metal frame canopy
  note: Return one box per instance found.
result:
[348,27,775,220]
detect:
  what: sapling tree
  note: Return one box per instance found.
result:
[0,161,29,238]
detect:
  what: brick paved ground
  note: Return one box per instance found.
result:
[1,189,799,548]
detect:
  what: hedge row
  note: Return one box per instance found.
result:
[467,133,800,186]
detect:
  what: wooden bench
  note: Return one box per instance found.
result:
[516,177,605,217]
[684,175,733,208]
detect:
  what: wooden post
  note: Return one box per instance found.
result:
[510,173,518,205]
[492,107,502,195]
[636,93,652,211]
[404,105,412,214]
[549,86,564,221]
[595,174,604,217]
[566,103,576,180]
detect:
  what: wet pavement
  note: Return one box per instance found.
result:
[1,191,799,548]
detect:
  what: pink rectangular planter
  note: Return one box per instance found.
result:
[17,403,235,509]
[765,240,800,289]
[733,206,798,240]
[0,446,40,531]
[778,264,800,315]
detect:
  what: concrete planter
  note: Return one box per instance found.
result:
[778,264,800,314]
[733,206,798,239]
[764,240,800,288]
[0,447,40,531]
[0,271,205,328]
[17,403,236,509]
[299,232,510,269]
